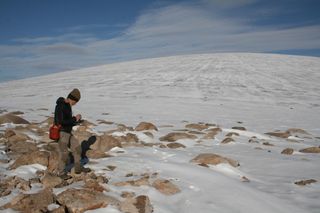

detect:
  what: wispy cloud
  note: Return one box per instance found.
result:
[1,1,319,81]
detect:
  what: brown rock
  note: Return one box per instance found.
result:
[152,179,180,195]
[202,128,222,139]
[41,173,63,188]
[159,132,197,142]
[50,206,66,213]
[86,149,111,159]
[185,123,209,131]
[7,133,31,144]
[120,195,153,213]
[114,177,150,187]
[191,153,240,167]
[90,135,122,152]
[0,113,30,125]
[10,151,50,169]
[97,119,114,125]
[144,132,154,138]
[4,129,16,138]
[299,147,320,153]
[262,142,274,146]
[84,179,106,192]
[117,124,134,131]
[188,130,205,135]
[232,126,246,131]
[56,188,120,213]
[116,133,139,143]
[1,188,54,213]
[135,122,158,131]
[121,191,136,198]
[45,143,60,174]
[286,128,310,136]
[167,142,186,149]
[265,131,290,138]
[221,137,235,144]
[226,132,240,137]
[7,141,38,155]
[281,148,294,155]
[294,179,317,186]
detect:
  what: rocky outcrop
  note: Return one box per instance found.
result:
[202,128,222,139]
[1,188,54,213]
[0,113,30,125]
[152,179,181,195]
[221,137,235,144]
[159,132,197,142]
[120,195,153,213]
[115,133,139,143]
[41,173,63,188]
[167,142,186,149]
[135,122,158,131]
[281,148,294,155]
[185,123,209,131]
[90,135,122,152]
[294,179,317,186]
[10,150,50,169]
[299,147,320,153]
[191,153,240,167]
[56,188,120,213]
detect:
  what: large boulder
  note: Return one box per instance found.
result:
[185,123,209,131]
[202,128,222,139]
[10,150,50,169]
[299,147,320,153]
[159,132,197,142]
[41,173,63,188]
[90,135,122,152]
[191,153,240,167]
[56,188,120,213]
[135,122,158,131]
[152,179,181,195]
[120,195,153,213]
[1,188,54,213]
[0,113,30,125]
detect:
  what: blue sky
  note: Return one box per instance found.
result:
[1,0,320,82]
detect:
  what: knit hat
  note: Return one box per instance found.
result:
[67,88,81,102]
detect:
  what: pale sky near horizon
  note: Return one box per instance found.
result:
[1,0,320,82]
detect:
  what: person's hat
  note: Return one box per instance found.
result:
[67,88,81,102]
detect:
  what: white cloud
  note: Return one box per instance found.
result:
[1,1,319,80]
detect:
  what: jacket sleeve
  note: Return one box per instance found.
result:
[54,103,76,126]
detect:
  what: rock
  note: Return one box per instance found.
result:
[143,131,154,138]
[7,133,31,144]
[7,141,38,155]
[41,173,63,188]
[0,113,30,125]
[167,142,186,149]
[191,153,240,167]
[232,126,246,131]
[114,177,150,187]
[248,136,259,143]
[84,179,106,192]
[135,122,158,131]
[185,123,209,131]
[86,149,111,159]
[159,132,197,142]
[265,131,290,138]
[221,137,235,144]
[41,117,54,125]
[188,130,205,135]
[1,188,54,213]
[152,179,181,195]
[10,111,24,115]
[262,142,274,146]
[0,176,31,197]
[286,128,311,137]
[294,179,317,186]
[117,124,134,131]
[10,150,50,169]
[97,119,114,125]
[116,133,139,143]
[121,191,136,198]
[90,135,122,152]
[49,206,66,213]
[202,128,222,139]
[299,147,320,153]
[56,188,120,213]
[226,132,240,137]
[45,143,60,174]
[4,129,16,138]
[120,195,153,213]
[281,148,294,155]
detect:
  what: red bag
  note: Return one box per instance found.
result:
[49,124,61,140]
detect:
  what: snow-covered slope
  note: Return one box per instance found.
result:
[0,53,320,212]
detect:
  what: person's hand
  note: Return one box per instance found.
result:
[75,114,82,121]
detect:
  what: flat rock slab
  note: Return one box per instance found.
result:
[191,153,240,167]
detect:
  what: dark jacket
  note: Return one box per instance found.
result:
[54,97,77,133]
